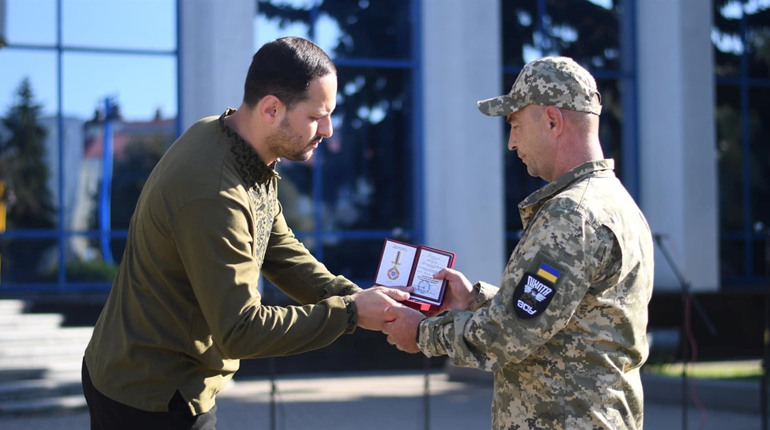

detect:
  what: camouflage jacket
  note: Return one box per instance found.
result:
[418,159,654,429]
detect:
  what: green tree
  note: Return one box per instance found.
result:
[0,78,56,281]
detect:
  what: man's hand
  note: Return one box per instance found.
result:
[427,268,476,316]
[382,306,425,353]
[351,286,411,331]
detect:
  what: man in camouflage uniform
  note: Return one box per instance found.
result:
[383,56,654,429]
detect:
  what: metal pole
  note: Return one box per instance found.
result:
[100,97,114,264]
[264,278,277,430]
[681,296,689,430]
[654,234,718,430]
[763,286,769,430]
[269,356,277,430]
[423,355,430,430]
[760,223,770,430]
[0,181,6,281]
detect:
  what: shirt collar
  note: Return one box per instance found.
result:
[218,108,280,189]
[519,159,615,211]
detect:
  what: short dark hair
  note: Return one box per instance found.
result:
[243,36,336,110]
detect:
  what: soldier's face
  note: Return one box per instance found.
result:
[506,105,552,180]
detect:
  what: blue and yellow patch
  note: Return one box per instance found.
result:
[513,261,560,319]
[535,262,560,283]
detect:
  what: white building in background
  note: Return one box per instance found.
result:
[41,116,88,260]
[41,113,175,264]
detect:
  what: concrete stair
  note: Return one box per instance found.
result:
[0,299,93,416]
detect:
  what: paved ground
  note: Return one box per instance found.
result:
[0,370,762,429]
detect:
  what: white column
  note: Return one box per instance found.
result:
[421,0,505,285]
[638,0,719,291]
[179,0,255,130]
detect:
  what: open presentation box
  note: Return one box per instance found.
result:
[374,238,456,312]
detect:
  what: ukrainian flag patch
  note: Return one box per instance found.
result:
[536,263,560,283]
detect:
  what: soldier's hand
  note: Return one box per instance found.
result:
[351,286,411,331]
[427,268,475,316]
[382,306,425,353]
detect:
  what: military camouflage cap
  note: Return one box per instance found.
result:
[477,56,602,116]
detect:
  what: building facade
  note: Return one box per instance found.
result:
[1,0,768,294]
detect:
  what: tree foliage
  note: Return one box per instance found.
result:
[713,0,770,77]
[0,78,56,229]
[0,78,56,281]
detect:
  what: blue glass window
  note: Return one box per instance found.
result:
[500,0,637,250]
[0,0,178,291]
[255,0,420,286]
[714,0,770,287]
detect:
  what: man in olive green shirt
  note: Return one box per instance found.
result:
[82,37,409,430]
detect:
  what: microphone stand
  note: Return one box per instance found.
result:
[263,278,278,430]
[423,355,430,430]
[756,224,770,430]
[653,234,717,430]
[268,354,277,430]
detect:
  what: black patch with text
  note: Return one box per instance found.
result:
[513,272,556,319]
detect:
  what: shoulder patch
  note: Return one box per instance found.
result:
[513,266,558,319]
[535,262,560,283]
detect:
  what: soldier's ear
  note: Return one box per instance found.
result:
[544,106,563,134]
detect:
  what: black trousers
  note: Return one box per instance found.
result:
[81,359,217,430]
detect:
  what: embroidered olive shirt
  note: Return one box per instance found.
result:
[84,109,359,415]
[418,160,654,430]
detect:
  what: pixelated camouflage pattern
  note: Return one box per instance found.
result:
[477,56,602,117]
[419,159,654,430]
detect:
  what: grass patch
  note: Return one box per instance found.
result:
[643,360,763,381]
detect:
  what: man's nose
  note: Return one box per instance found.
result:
[319,117,333,138]
[508,131,517,151]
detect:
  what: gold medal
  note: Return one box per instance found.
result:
[387,251,402,280]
